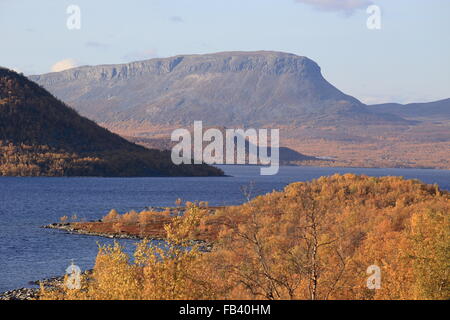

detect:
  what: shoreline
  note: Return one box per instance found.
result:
[1,164,449,180]
[42,222,147,240]
[41,222,214,248]
[0,275,66,301]
[1,217,213,300]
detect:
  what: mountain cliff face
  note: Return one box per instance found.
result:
[30,51,407,128]
[0,68,223,177]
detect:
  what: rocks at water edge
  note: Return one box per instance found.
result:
[0,275,65,301]
[42,222,143,239]
[0,288,40,300]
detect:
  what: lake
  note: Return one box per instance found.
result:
[0,165,449,292]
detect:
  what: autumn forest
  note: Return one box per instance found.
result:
[41,174,449,300]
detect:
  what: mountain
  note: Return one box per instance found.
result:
[369,98,450,121]
[26,51,449,170]
[127,135,320,165]
[0,67,223,177]
[29,51,409,129]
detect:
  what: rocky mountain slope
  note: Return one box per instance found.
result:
[30,51,408,128]
[27,51,449,170]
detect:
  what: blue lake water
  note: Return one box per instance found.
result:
[0,165,449,292]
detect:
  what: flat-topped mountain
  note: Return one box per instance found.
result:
[0,68,223,177]
[30,51,408,129]
[27,52,448,170]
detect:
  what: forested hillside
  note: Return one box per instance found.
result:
[42,175,449,300]
[0,68,223,177]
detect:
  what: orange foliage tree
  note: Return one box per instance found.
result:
[41,175,449,300]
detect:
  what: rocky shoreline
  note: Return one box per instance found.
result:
[1,223,141,301]
[0,288,40,300]
[42,222,145,240]
[41,223,213,250]
[0,275,65,301]
[1,219,214,300]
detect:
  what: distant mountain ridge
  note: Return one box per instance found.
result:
[0,67,223,177]
[369,98,450,121]
[127,134,320,165]
[30,51,409,128]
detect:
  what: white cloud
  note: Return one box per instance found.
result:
[50,58,77,72]
[295,0,372,15]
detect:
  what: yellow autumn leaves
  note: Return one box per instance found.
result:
[41,174,449,300]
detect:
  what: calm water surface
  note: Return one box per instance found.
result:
[0,165,449,292]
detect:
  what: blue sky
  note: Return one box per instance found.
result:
[0,0,449,104]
